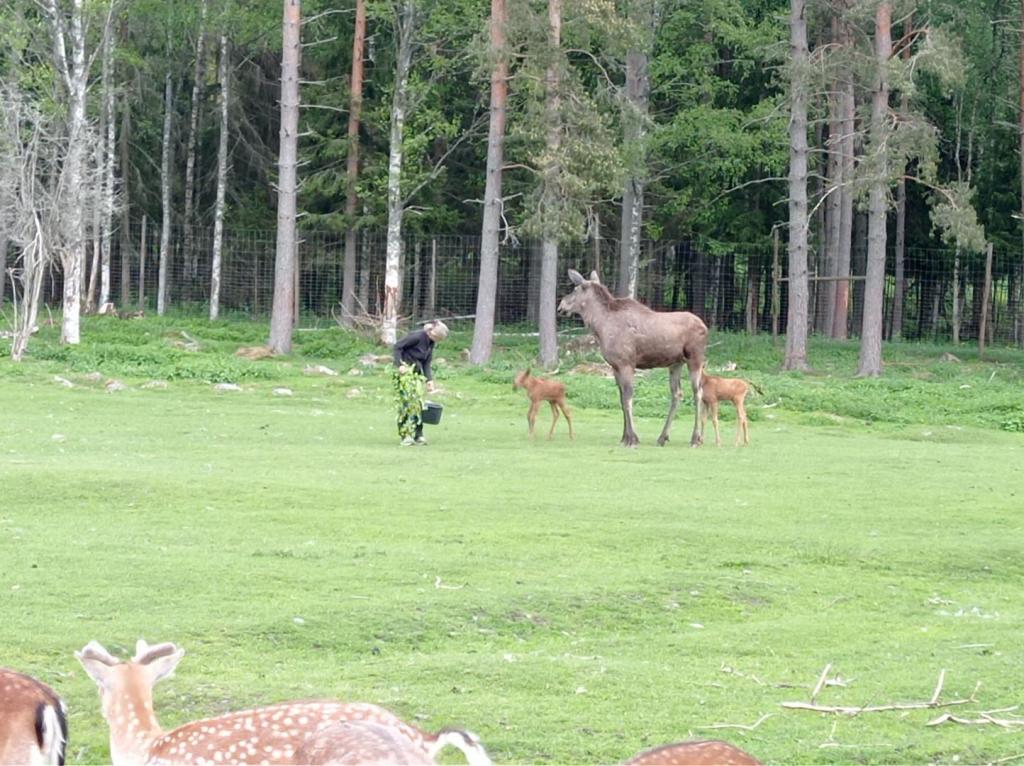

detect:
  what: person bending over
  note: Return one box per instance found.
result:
[392,320,449,445]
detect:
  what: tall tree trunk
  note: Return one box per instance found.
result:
[99,10,115,308]
[618,40,649,299]
[538,0,561,369]
[783,0,810,371]
[819,17,842,335]
[119,90,131,306]
[0,233,7,303]
[891,14,911,341]
[857,0,892,377]
[357,218,370,311]
[183,0,209,297]
[86,143,102,312]
[268,0,301,353]
[832,15,855,339]
[380,0,414,346]
[50,0,89,344]
[341,0,366,324]
[158,72,173,316]
[952,249,961,343]
[469,0,508,363]
[1019,0,1024,346]
[210,33,230,321]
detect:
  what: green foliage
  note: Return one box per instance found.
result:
[392,366,426,438]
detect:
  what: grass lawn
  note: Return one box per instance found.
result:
[1,315,1023,765]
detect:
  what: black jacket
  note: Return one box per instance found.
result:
[393,329,436,380]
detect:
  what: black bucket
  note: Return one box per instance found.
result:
[421,401,443,425]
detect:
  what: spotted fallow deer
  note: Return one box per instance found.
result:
[624,739,762,766]
[76,640,491,766]
[0,667,68,766]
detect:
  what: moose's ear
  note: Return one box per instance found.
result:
[568,269,584,285]
[589,271,601,284]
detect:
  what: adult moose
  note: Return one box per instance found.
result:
[558,269,708,447]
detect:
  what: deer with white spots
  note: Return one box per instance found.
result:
[624,739,762,766]
[0,667,68,765]
[76,640,492,766]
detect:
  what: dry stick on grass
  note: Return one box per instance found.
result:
[810,663,832,704]
[782,670,981,715]
[697,713,774,732]
[927,706,1024,729]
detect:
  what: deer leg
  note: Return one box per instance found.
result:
[561,401,575,440]
[711,401,721,447]
[548,401,560,439]
[657,363,684,446]
[686,354,704,447]
[736,397,749,446]
[527,400,540,438]
[614,367,639,447]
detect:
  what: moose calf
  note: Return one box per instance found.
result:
[513,368,574,440]
[700,369,759,447]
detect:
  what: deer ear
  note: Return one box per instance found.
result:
[589,271,600,284]
[134,641,185,685]
[76,641,119,692]
[568,269,584,286]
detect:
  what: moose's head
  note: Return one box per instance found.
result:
[557,269,603,317]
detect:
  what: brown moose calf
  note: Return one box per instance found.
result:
[700,370,759,447]
[513,368,575,440]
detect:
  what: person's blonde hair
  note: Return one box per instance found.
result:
[426,320,449,341]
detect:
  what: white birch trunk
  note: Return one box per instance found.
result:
[158,72,173,316]
[99,10,115,308]
[210,33,230,321]
[53,0,88,345]
[857,1,892,377]
[538,0,561,369]
[783,0,810,371]
[469,0,509,363]
[184,0,209,290]
[380,1,414,346]
[618,42,649,300]
[119,92,132,306]
[268,0,301,353]
[86,144,101,312]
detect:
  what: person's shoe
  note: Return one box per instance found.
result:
[401,436,415,446]
[414,436,428,445]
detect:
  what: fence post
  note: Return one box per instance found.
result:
[771,228,780,343]
[138,216,148,311]
[979,241,993,359]
[427,238,437,317]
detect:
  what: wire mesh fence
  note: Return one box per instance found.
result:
[7,222,1023,347]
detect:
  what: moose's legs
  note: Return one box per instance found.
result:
[547,401,561,439]
[657,363,684,446]
[614,366,639,447]
[560,401,575,440]
[686,351,704,447]
[527,400,541,438]
[710,400,722,446]
[735,396,750,446]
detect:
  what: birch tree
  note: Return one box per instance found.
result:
[157,71,173,316]
[469,0,509,364]
[537,0,562,369]
[210,32,230,321]
[380,0,415,346]
[46,0,90,344]
[783,0,810,371]
[617,1,652,300]
[269,0,301,354]
[99,7,117,308]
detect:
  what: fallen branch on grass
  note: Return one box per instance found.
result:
[781,669,980,716]
[927,706,1024,729]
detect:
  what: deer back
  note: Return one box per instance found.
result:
[0,668,68,766]
[624,739,761,766]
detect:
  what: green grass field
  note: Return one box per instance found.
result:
[1,315,1023,765]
